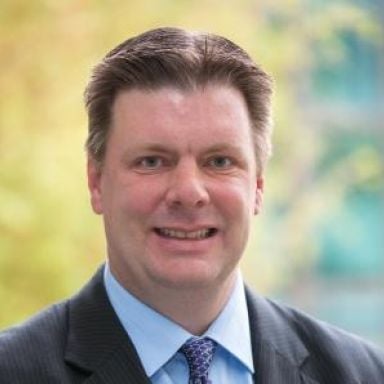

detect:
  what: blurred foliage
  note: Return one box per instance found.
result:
[1,0,383,342]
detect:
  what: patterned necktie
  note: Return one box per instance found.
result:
[180,337,217,384]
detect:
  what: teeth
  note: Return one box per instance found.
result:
[158,228,212,239]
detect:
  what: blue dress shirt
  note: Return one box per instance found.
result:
[104,264,254,383]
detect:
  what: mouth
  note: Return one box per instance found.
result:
[154,227,218,240]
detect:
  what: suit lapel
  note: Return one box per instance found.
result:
[246,287,320,384]
[64,266,150,384]
[81,343,150,384]
[251,340,319,384]
[63,267,322,383]
[81,344,150,384]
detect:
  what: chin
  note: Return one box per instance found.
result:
[150,268,211,289]
[150,262,234,291]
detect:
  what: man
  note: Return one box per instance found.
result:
[0,27,383,384]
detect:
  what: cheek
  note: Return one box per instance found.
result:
[215,180,255,216]
[114,177,165,216]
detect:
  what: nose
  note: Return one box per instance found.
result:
[165,160,210,209]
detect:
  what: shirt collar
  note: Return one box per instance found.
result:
[204,271,254,373]
[104,264,254,377]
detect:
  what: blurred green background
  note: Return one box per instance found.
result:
[1,0,383,346]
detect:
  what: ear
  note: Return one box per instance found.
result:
[254,177,264,215]
[87,156,104,215]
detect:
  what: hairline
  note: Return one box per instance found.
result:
[88,80,262,173]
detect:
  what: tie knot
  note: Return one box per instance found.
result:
[180,337,217,384]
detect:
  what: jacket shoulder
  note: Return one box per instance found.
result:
[0,301,69,382]
[286,301,384,379]
[246,288,384,383]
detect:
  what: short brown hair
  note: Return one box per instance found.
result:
[84,27,273,173]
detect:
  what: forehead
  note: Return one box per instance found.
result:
[109,85,253,150]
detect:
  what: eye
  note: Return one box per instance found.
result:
[137,156,165,169]
[207,156,234,169]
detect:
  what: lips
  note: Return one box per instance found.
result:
[154,227,217,240]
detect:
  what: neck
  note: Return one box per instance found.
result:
[112,267,238,335]
[152,274,238,335]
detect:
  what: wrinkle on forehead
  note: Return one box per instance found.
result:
[109,85,255,165]
[113,85,250,126]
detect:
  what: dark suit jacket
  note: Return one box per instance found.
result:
[1,266,383,383]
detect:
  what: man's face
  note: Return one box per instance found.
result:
[88,85,263,297]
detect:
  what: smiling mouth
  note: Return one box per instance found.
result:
[154,228,218,240]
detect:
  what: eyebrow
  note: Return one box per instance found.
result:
[132,144,177,154]
[203,143,244,153]
[123,142,247,159]
[122,144,178,161]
